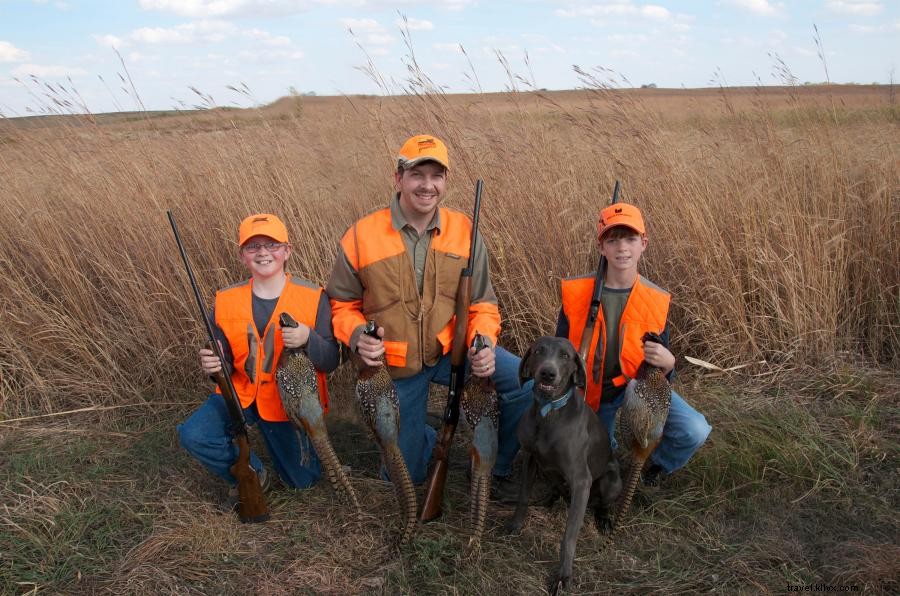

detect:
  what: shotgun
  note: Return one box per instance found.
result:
[577,180,621,366]
[419,179,483,522]
[167,210,269,523]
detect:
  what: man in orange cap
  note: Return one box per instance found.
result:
[327,134,531,497]
[178,213,341,512]
[557,202,711,485]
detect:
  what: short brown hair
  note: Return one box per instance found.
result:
[599,225,642,243]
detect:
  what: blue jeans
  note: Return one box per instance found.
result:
[392,346,533,484]
[598,390,711,474]
[177,394,321,489]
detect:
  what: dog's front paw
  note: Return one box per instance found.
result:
[593,507,613,533]
[547,571,570,595]
[503,517,524,536]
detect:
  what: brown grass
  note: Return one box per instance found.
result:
[0,82,896,417]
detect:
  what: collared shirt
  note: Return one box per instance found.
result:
[390,194,440,294]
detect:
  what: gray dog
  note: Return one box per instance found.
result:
[506,336,622,595]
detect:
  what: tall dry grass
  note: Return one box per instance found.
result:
[0,78,897,417]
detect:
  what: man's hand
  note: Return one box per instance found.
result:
[353,324,385,367]
[469,343,496,378]
[643,340,675,374]
[199,342,223,375]
[281,323,311,349]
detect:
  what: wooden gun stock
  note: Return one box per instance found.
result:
[419,179,483,522]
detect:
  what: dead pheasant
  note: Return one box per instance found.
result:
[460,332,499,548]
[354,320,416,546]
[613,331,672,530]
[276,313,361,515]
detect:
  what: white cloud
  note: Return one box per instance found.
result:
[139,0,474,18]
[11,63,88,78]
[826,1,882,16]
[641,5,670,20]
[730,0,782,16]
[556,2,672,21]
[341,18,383,33]
[139,0,308,18]
[607,33,649,44]
[0,41,30,63]
[238,48,305,61]
[399,17,434,31]
[341,18,395,45]
[130,20,237,44]
[848,20,900,33]
[432,42,464,54]
[244,28,292,46]
[93,34,123,48]
[793,46,816,56]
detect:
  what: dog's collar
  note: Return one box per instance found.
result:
[538,387,574,418]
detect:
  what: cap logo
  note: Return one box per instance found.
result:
[614,208,623,214]
[417,138,436,151]
[252,216,269,223]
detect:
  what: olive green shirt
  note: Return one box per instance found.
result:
[599,285,631,397]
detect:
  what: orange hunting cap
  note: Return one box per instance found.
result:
[597,203,646,239]
[238,213,289,246]
[398,134,450,170]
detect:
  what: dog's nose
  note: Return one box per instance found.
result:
[538,369,557,383]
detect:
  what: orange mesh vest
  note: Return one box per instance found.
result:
[214,274,329,422]
[560,274,670,411]
[337,207,500,379]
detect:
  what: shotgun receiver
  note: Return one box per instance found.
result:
[577,180,621,366]
[167,210,269,523]
[419,179,483,522]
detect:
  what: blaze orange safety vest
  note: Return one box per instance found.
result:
[331,207,500,379]
[214,274,329,422]
[560,274,670,411]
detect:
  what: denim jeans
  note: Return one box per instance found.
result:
[598,389,711,474]
[392,346,533,484]
[177,394,321,489]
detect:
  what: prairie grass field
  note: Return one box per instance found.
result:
[0,82,897,594]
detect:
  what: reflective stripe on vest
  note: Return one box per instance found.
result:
[339,207,499,379]
[560,274,670,411]
[214,275,329,422]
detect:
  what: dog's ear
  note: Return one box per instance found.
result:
[572,348,586,390]
[518,344,534,387]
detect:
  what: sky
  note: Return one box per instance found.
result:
[0,0,897,116]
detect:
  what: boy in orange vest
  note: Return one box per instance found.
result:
[557,203,710,485]
[178,213,340,511]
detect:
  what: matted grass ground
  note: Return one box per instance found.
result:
[2,369,896,595]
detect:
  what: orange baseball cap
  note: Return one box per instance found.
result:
[597,203,646,238]
[397,134,449,170]
[238,213,289,246]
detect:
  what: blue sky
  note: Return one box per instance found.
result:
[1,0,897,115]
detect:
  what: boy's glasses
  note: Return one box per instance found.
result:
[242,242,287,254]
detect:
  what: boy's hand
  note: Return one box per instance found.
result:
[469,343,496,378]
[281,323,311,349]
[643,340,675,374]
[199,343,223,375]
[353,324,385,367]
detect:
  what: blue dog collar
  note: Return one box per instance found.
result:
[538,388,574,418]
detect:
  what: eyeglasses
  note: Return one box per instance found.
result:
[242,241,287,254]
